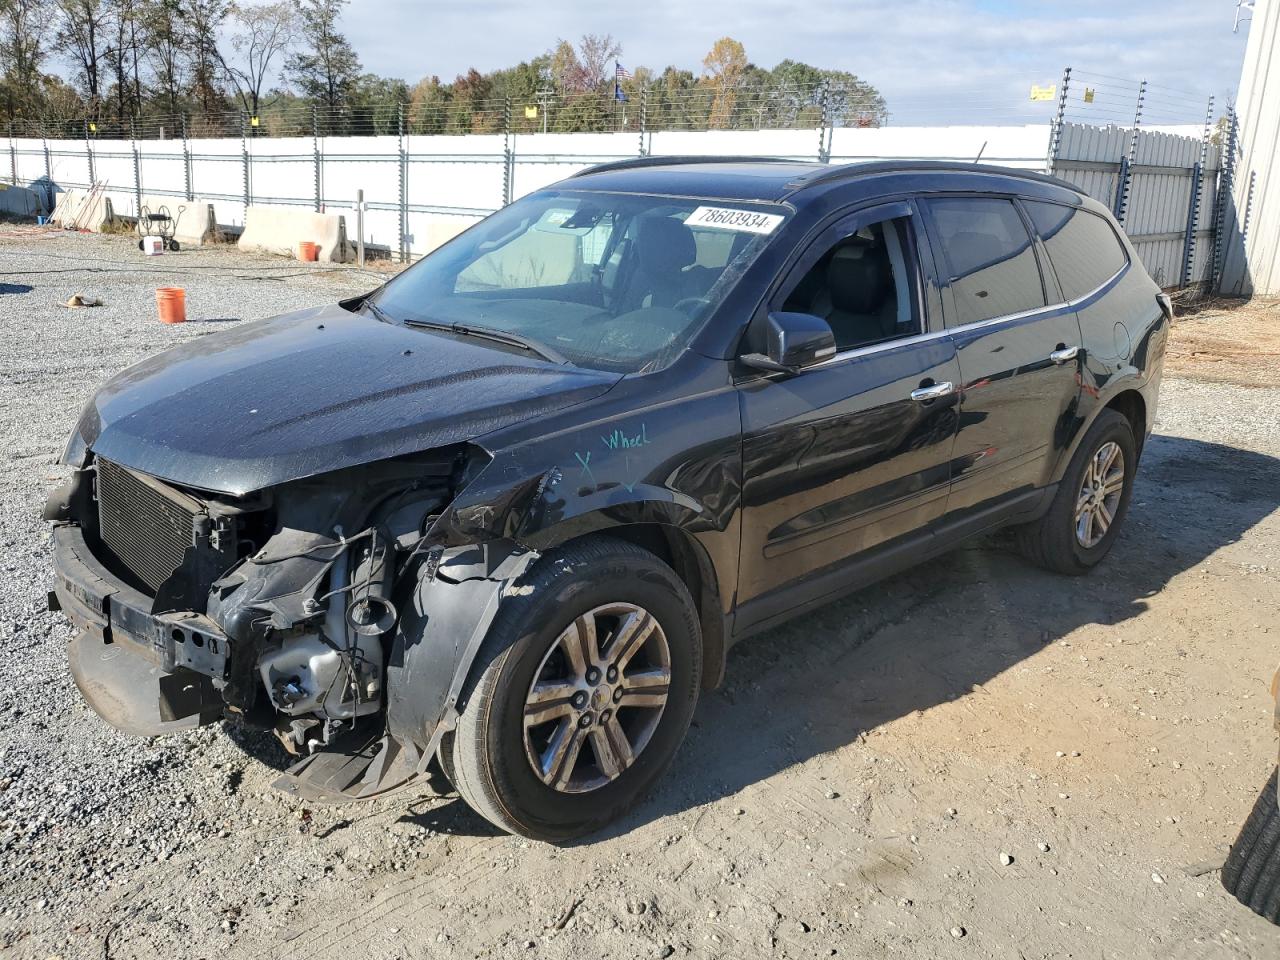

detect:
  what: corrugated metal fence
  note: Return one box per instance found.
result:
[1050,121,1221,289]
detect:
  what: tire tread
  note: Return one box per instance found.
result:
[1222,768,1280,924]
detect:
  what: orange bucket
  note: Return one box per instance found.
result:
[156,287,186,324]
[298,240,319,262]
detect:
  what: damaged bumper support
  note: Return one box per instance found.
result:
[51,512,540,804]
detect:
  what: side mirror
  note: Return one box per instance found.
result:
[741,311,837,374]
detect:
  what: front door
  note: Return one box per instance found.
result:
[735,202,961,633]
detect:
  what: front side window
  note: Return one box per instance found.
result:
[926,197,1046,326]
[371,191,788,373]
[780,217,920,352]
[1023,201,1128,302]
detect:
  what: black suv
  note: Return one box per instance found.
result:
[47,158,1170,840]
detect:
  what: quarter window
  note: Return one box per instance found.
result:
[926,197,1046,326]
[779,217,920,352]
[1023,201,1128,302]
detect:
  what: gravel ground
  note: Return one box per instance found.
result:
[1,231,1279,960]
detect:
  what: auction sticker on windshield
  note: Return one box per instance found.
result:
[686,206,785,235]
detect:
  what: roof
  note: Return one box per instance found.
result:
[563,156,1084,203]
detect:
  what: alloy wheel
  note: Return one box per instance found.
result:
[522,602,671,794]
[1074,440,1125,549]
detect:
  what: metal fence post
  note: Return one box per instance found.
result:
[1047,65,1071,174]
[817,80,832,163]
[84,120,96,187]
[312,105,322,212]
[1179,96,1214,288]
[129,119,143,213]
[241,112,252,211]
[8,122,16,186]
[356,187,365,268]
[638,86,648,156]
[502,97,512,206]
[397,103,408,262]
[181,115,192,201]
[1114,79,1146,225]
[1210,108,1238,294]
[42,134,51,185]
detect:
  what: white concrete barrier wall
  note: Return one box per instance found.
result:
[7,123,1211,275]
[237,205,350,262]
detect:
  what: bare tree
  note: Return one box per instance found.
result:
[102,0,143,121]
[549,33,620,93]
[183,0,228,117]
[54,0,110,116]
[139,0,184,117]
[220,0,296,118]
[576,33,620,91]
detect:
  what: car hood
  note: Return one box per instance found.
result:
[68,304,621,495]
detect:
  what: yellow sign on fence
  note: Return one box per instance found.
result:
[1030,84,1057,102]
[524,105,538,119]
[1084,87,1096,103]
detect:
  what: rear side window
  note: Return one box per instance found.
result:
[1023,201,1128,301]
[925,197,1046,326]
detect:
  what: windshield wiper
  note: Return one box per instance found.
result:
[361,296,394,324]
[402,317,568,365]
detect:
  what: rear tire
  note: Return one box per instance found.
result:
[1014,408,1136,575]
[1222,768,1280,924]
[446,536,701,842]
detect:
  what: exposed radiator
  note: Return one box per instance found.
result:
[96,459,199,593]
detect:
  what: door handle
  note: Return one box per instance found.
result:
[910,381,955,402]
[1049,345,1081,364]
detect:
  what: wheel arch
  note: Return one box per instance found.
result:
[1104,388,1147,458]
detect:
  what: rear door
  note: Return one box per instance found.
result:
[734,201,962,630]
[919,195,1084,519]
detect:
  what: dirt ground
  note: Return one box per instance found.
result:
[1,234,1279,960]
[1166,294,1280,387]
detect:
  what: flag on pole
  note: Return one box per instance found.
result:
[615,62,631,102]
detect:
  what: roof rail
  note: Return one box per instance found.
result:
[568,155,797,178]
[784,160,1082,194]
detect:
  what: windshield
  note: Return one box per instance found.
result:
[369,190,789,373]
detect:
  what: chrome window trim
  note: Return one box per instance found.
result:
[801,259,1126,372]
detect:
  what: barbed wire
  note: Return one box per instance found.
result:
[3,72,1220,141]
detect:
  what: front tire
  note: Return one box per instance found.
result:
[1015,408,1136,575]
[446,537,701,841]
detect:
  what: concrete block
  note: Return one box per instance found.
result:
[135,196,221,247]
[50,188,117,232]
[237,206,351,262]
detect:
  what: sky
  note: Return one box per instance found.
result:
[339,0,1255,125]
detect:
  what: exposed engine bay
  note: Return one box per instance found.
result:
[46,446,539,803]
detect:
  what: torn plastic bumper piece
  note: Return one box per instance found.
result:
[270,541,539,804]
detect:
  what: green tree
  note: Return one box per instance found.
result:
[0,0,52,120]
[285,0,360,117]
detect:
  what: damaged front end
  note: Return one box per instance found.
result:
[47,445,539,803]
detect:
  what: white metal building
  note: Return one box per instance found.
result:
[1221,0,1280,296]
